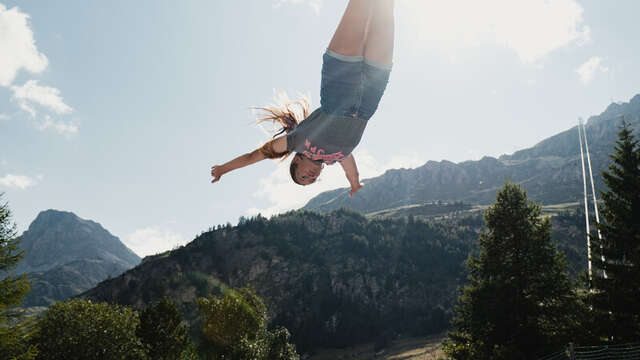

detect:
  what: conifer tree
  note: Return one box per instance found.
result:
[0,193,36,359]
[0,194,30,319]
[443,183,577,360]
[589,119,640,342]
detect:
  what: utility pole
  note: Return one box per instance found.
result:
[580,118,607,279]
[578,119,592,283]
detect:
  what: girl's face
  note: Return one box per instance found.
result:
[294,155,323,185]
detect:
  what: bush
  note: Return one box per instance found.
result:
[33,299,147,360]
[197,287,299,360]
[137,297,191,360]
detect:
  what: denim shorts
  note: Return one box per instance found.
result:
[320,49,392,121]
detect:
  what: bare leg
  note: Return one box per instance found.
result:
[364,0,394,66]
[327,0,374,56]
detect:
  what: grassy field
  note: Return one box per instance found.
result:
[540,202,580,216]
[310,334,447,360]
[368,201,580,222]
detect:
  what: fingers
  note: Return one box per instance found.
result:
[210,165,221,184]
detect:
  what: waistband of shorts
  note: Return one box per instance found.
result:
[325,49,392,71]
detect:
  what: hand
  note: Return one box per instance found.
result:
[349,183,363,197]
[211,165,223,183]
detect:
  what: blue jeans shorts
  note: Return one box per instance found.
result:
[320,49,392,121]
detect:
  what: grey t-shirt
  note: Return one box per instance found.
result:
[286,108,367,165]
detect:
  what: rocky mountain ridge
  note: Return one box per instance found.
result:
[303,95,640,214]
[76,96,640,352]
[17,209,140,306]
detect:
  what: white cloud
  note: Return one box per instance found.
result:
[38,115,78,136]
[273,0,322,14]
[0,174,38,189]
[576,57,608,84]
[403,0,589,63]
[0,4,48,86]
[247,149,424,217]
[0,5,75,135]
[11,80,73,117]
[125,227,187,257]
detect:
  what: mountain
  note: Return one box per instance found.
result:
[82,208,587,353]
[23,259,129,307]
[303,95,640,214]
[83,210,477,351]
[17,209,140,306]
[77,96,637,352]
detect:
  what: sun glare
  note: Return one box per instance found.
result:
[400,0,589,63]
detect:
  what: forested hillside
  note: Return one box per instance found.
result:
[84,207,588,352]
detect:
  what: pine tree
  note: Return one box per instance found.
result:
[443,183,578,360]
[0,194,30,318]
[589,119,640,342]
[0,193,36,359]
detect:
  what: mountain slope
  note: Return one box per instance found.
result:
[17,209,140,306]
[23,258,129,307]
[82,208,588,352]
[17,209,139,274]
[84,210,478,352]
[303,95,640,214]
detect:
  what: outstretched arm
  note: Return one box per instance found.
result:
[339,154,363,197]
[211,136,287,183]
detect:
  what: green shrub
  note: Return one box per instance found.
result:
[33,299,147,360]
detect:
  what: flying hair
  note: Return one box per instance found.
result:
[254,91,311,137]
[253,91,311,161]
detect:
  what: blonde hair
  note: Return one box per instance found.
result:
[254,91,311,160]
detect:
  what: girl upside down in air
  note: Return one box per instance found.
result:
[211,0,394,197]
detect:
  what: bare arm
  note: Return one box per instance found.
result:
[339,154,363,197]
[211,136,287,183]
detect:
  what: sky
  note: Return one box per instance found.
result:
[1,0,639,257]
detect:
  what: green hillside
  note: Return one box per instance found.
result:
[83,207,588,353]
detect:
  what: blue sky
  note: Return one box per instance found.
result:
[1,0,639,257]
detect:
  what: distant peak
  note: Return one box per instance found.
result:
[601,93,640,118]
[33,209,79,222]
[28,209,90,233]
[603,101,624,113]
[38,209,76,216]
